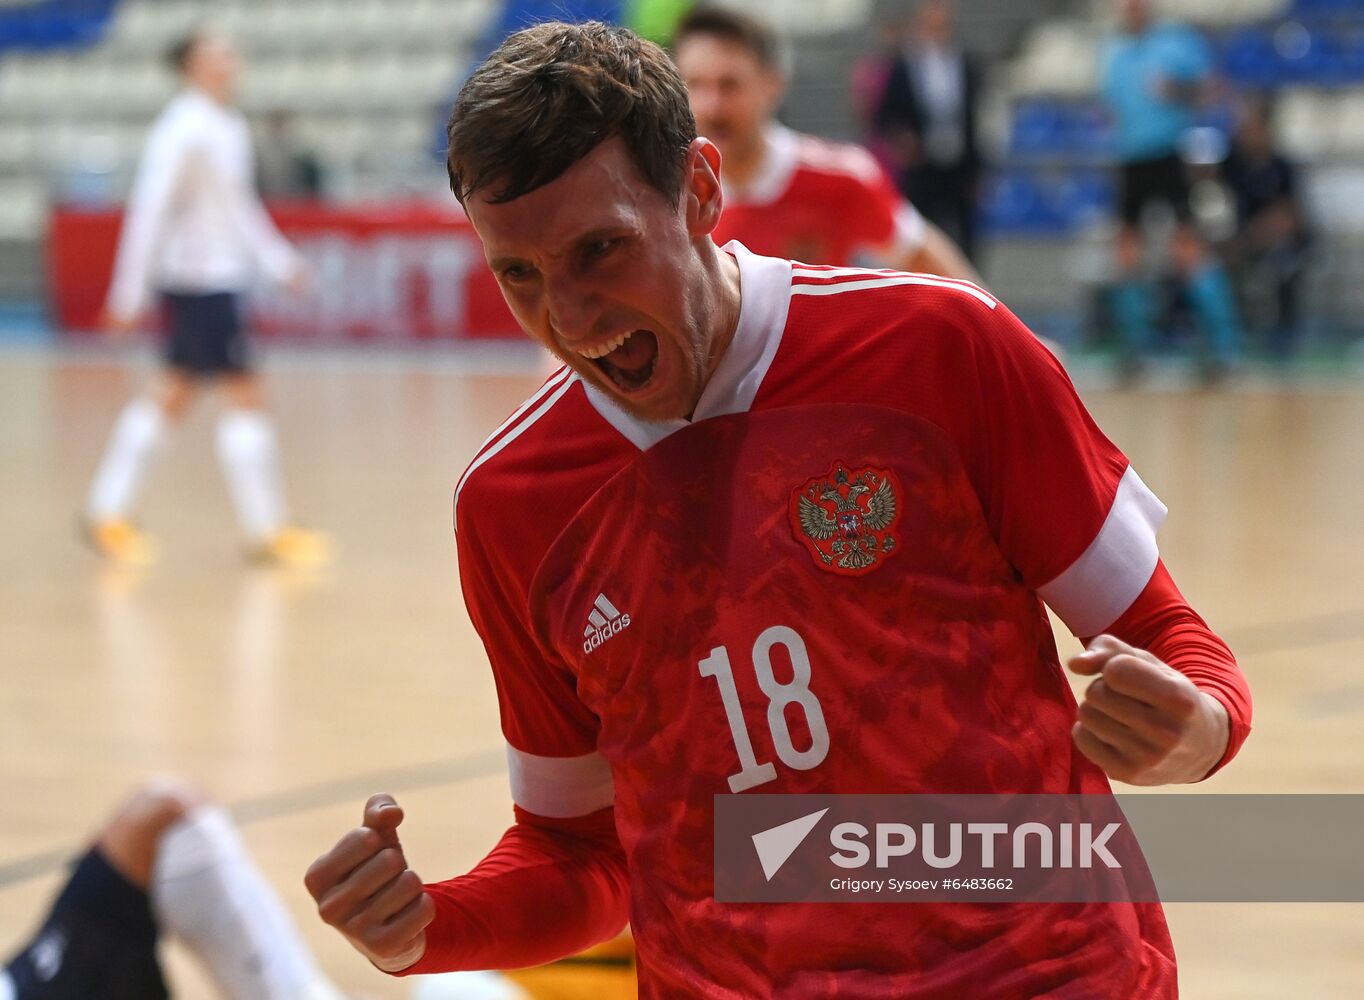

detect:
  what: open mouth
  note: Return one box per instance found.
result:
[580,329,659,394]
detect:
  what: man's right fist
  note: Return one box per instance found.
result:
[304,793,436,973]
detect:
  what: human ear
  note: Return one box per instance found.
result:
[684,137,724,236]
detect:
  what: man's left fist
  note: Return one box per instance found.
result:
[1068,635,1229,786]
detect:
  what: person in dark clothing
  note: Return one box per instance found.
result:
[872,0,982,262]
[1220,100,1311,360]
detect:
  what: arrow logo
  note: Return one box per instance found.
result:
[751,808,829,881]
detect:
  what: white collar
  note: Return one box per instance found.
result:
[582,241,793,451]
[175,87,235,120]
[722,124,800,208]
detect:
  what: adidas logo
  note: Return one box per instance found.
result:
[582,592,631,654]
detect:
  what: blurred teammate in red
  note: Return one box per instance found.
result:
[305,21,1250,998]
[673,6,978,281]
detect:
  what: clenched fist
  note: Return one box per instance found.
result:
[1068,635,1230,786]
[305,794,436,972]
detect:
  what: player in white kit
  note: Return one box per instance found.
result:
[81,31,328,568]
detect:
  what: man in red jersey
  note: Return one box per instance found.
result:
[305,21,1250,998]
[673,6,978,281]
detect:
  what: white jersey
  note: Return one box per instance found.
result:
[106,89,299,319]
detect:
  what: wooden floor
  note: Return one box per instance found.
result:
[1,347,1361,999]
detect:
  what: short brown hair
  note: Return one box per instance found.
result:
[671,6,781,70]
[446,21,696,206]
[166,30,204,73]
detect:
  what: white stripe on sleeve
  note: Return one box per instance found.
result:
[454,372,577,506]
[506,745,614,818]
[1037,466,1168,637]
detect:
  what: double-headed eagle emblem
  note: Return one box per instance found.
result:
[790,464,901,575]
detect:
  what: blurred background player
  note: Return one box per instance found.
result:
[1220,97,1312,363]
[1,778,346,1000]
[80,29,330,568]
[672,5,979,282]
[872,0,982,264]
[1100,0,1243,382]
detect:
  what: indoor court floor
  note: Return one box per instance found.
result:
[1,344,1361,998]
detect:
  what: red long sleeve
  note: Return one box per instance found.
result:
[398,805,629,975]
[1095,559,1252,777]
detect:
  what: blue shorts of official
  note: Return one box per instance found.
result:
[2,849,168,999]
[161,290,252,377]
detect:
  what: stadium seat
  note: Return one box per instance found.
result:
[1009,20,1101,97]
[1274,86,1335,157]
[1008,99,1112,160]
[1292,0,1364,15]
[1334,87,1364,152]
[1057,170,1117,227]
[769,0,874,37]
[0,177,46,238]
[1154,0,1290,26]
[1222,27,1280,87]
[104,1,200,57]
[2,53,78,114]
[0,119,39,173]
[0,0,117,53]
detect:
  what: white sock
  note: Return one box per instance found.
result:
[150,806,344,1000]
[412,971,532,1000]
[86,398,167,520]
[216,409,287,542]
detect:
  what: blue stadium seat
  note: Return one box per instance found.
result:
[1008,101,1062,157]
[1228,22,1364,87]
[1009,99,1113,160]
[1071,102,1115,159]
[1222,28,1280,87]
[980,168,1102,237]
[1292,0,1364,15]
[1058,170,1116,227]
[0,0,117,53]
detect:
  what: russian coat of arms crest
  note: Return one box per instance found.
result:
[789,464,901,575]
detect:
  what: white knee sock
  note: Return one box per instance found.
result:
[216,409,286,542]
[86,398,167,520]
[150,806,343,1000]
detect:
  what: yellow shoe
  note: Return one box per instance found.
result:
[504,933,638,1000]
[81,518,157,567]
[415,935,637,1000]
[249,525,334,569]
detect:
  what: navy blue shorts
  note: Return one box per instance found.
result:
[3,849,168,999]
[161,290,251,376]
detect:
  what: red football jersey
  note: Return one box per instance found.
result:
[710,125,925,266]
[454,244,1176,997]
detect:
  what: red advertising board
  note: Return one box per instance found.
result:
[47,201,522,341]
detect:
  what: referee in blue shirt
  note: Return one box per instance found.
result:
[1101,0,1242,379]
